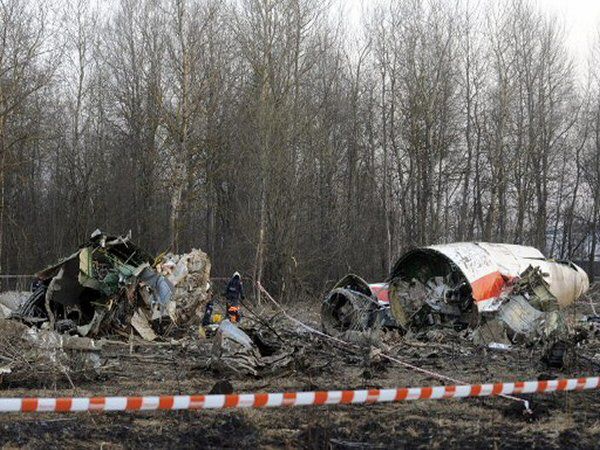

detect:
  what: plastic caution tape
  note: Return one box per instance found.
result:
[0,377,598,413]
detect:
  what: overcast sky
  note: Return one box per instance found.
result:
[343,0,600,70]
[541,0,600,63]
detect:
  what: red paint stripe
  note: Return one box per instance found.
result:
[224,395,240,408]
[557,379,568,391]
[471,271,506,301]
[89,397,105,411]
[369,285,389,303]
[282,392,296,406]
[189,395,205,409]
[253,394,269,407]
[470,385,482,396]
[576,378,587,391]
[444,386,457,398]
[366,389,380,403]
[538,380,548,392]
[420,387,433,399]
[340,390,354,404]
[314,392,328,405]
[158,396,174,410]
[395,388,408,400]
[55,398,72,412]
[21,399,38,412]
[126,397,143,410]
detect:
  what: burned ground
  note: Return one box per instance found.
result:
[1,295,600,449]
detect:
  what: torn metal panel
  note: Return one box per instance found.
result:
[0,291,29,311]
[139,267,174,307]
[537,311,568,340]
[46,255,86,306]
[333,274,373,297]
[209,321,262,377]
[512,266,558,312]
[531,260,589,309]
[321,287,381,336]
[497,295,543,336]
[0,304,11,319]
[0,291,28,319]
[209,319,296,377]
[472,319,510,347]
[131,309,157,341]
[321,274,395,336]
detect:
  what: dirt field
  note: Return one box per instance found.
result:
[1,299,599,449]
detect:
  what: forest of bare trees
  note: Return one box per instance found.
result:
[1,0,600,298]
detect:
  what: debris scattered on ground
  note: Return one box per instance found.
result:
[1,239,600,447]
[209,318,296,377]
[210,320,261,376]
[0,291,30,319]
[0,318,102,385]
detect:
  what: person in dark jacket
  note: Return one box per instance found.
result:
[224,272,244,323]
[201,282,214,327]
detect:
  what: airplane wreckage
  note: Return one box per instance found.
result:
[321,243,590,354]
[0,234,593,381]
[9,230,211,341]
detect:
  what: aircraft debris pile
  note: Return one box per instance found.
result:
[323,243,590,355]
[11,230,211,341]
[209,317,299,377]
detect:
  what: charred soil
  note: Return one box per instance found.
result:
[1,300,600,449]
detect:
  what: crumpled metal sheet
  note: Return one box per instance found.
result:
[209,320,296,377]
[472,319,511,347]
[0,291,29,312]
[165,248,211,323]
[498,295,543,335]
[131,309,157,341]
[0,304,12,319]
[139,267,173,307]
[321,288,381,336]
[210,320,261,376]
[46,257,85,306]
[322,274,397,336]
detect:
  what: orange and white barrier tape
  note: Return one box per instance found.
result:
[0,377,598,413]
